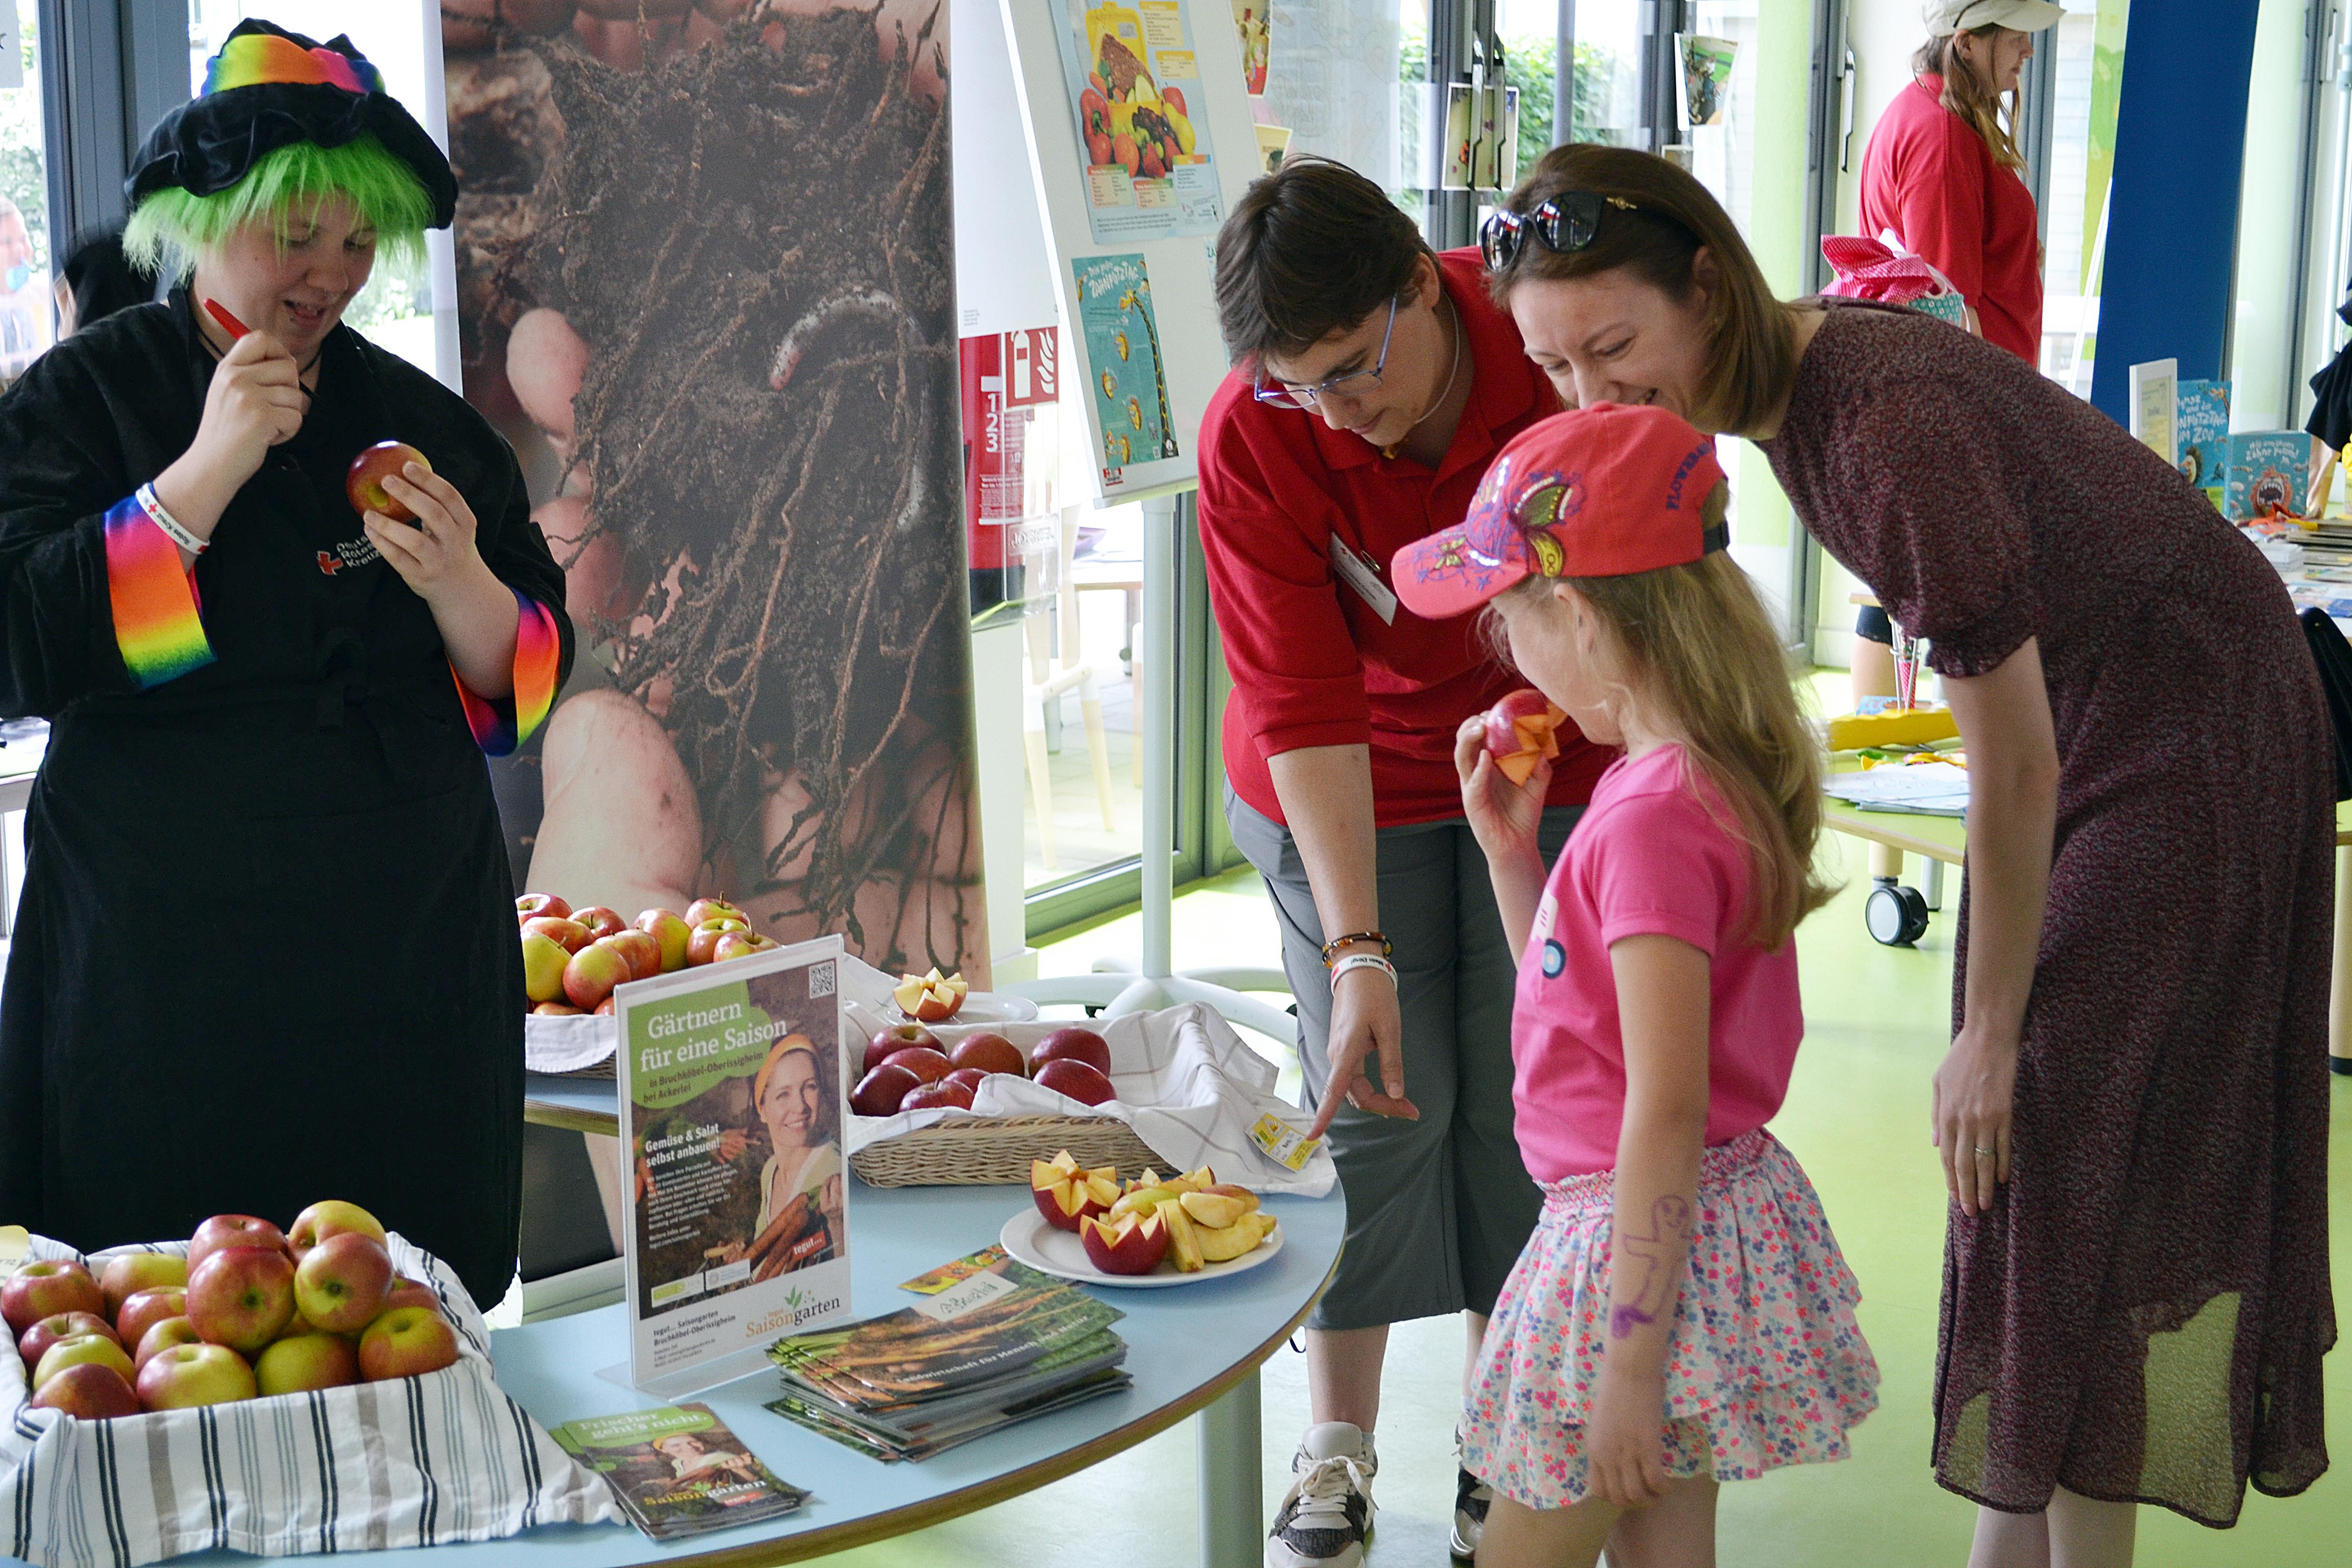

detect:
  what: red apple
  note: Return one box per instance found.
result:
[522,915,593,954]
[683,897,746,928]
[3,1261,104,1335]
[635,909,692,972]
[901,1080,975,1112]
[849,1063,923,1117]
[572,905,627,940]
[597,928,664,981]
[1482,688,1568,786]
[34,1332,134,1390]
[948,1032,1025,1077]
[137,1342,257,1409]
[943,1067,990,1095]
[293,1233,394,1334]
[684,917,748,966]
[1030,1153,1121,1232]
[882,1047,952,1085]
[863,1023,941,1078]
[521,932,572,1004]
[185,1246,297,1356]
[594,997,615,1016]
[114,1287,187,1351]
[187,1215,290,1276]
[30,1360,140,1419]
[358,1306,460,1381]
[18,1311,116,1369]
[1035,1058,1117,1106]
[346,440,432,521]
[256,1333,361,1396]
[532,1001,585,1016]
[712,932,779,963]
[133,1316,202,1374]
[516,892,571,920]
[98,1253,187,1319]
[562,942,632,1010]
[1082,1211,1170,1275]
[384,1276,442,1316]
[289,1200,388,1257]
[1029,1026,1112,1077]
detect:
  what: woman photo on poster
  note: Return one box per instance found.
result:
[731,1034,845,1280]
[650,1431,767,1488]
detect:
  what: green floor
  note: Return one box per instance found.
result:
[823,834,2352,1566]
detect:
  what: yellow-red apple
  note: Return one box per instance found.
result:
[635,909,692,972]
[98,1254,186,1319]
[256,1333,361,1396]
[18,1311,115,1368]
[186,1246,296,1355]
[292,1233,393,1334]
[599,928,664,980]
[572,905,627,940]
[137,1342,257,1409]
[562,942,631,1010]
[289,1200,388,1257]
[3,1261,103,1335]
[516,892,571,921]
[114,1288,187,1351]
[358,1306,460,1381]
[34,1332,134,1389]
[133,1316,201,1374]
[346,441,432,521]
[30,1360,139,1419]
[522,916,592,954]
[187,1215,288,1275]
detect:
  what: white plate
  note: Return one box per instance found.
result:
[998,1206,1284,1289]
[886,991,1041,1026]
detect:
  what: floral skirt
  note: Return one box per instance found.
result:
[1462,1129,1880,1510]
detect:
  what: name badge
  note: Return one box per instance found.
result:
[1328,533,1398,625]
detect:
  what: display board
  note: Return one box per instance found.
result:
[1000,0,1261,500]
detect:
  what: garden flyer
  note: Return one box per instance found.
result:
[552,1404,810,1540]
[1072,253,1180,483]
[615,936,854,1394]
[1056,0,1226,242]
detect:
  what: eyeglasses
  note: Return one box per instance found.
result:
[1252,296,1398,409]
[1480,192,1639,273]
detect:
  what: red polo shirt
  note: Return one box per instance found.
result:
[1198,248,1611,828]
[1860,75,2043,364]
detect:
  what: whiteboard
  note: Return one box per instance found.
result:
[998,0,1261,502]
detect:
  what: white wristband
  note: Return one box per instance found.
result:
[136,482,207,556]
[1329,952,1398,990]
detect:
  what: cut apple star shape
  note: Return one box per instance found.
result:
[1484,688,1569,786]
[892,967,969,1021]
[1030,1149,1121,1232]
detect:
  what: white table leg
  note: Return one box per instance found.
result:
[1198,1370,1263,1568]
[1921,855,1944,911]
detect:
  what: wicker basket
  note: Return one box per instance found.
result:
[849,1113,1164,1187]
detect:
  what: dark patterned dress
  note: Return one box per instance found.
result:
[1763,301,2334,1525]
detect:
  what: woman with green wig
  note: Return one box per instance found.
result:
[0,20,574,1306]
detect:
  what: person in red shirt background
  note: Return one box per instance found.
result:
[1198,157,1608,1568]
[1851,0,2058,689]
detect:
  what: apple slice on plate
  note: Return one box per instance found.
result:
[890,967,970,1022]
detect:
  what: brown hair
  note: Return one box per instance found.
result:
[1486,144,1795,436]
[1213,155,1433,364]
[1915,28,2026,173]
[1486,485,1832,948]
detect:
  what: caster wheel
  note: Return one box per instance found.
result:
[1865,879,1931,946]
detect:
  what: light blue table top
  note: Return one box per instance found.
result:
[45,1179,1342,1567]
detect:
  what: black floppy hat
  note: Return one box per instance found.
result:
[126,18,456,228]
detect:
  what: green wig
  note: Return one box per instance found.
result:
[123,133,433,285]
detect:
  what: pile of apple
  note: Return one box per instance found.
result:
[850,1024,1115,1117]
[1483,689,1570,785]
[890,967,969,1022]
[518,893,778,1016]
[1028,1154,1279,1276]
[5,1202,458,1422]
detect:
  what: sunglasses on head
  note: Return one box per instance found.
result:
[1480,192,1640,273]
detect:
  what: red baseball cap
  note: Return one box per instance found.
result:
[1390,403,1728,620]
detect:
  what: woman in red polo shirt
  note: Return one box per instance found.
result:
[1197,157,1607,1568]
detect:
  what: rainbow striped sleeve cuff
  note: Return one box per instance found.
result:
[453,589,561,756]
[103,494,215,690]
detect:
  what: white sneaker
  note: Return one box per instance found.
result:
[1265,1422,1377,1568]
[1450,1441,1492,1559]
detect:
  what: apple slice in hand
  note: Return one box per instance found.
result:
[1482,688,1568,786]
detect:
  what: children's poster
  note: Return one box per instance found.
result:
[615,936,853,1394]
[1676,34,1737,129]
[1072,253,1180,485]
[2176,379,2231,507]
[1058,0,1226,241]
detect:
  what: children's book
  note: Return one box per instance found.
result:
[2175,379,2230,508]
[2227,432,2312,521]
[550,1404,810,1541]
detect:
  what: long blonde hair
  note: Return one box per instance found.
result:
[1488,488,1831,948]
[1916,28,2026,174]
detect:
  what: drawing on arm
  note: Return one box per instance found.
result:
[1609,1195,1694,1339]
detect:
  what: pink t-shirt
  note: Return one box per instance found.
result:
[1510,743,1804,1181]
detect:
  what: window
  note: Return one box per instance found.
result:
[2035,0,2113,396]
[0,0,51,388]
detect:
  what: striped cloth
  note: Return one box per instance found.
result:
[2,1233,619,1567]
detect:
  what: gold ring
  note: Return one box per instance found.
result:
[1973,1147,1996,1158]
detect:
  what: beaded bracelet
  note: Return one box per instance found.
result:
[136,482,207,556]
[1318,929,1391,967]
[1329,952,1398,990]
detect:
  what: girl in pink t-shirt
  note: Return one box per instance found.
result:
[1392,403,1878,1566]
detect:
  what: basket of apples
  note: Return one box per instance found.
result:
[1,1203,616,1562]
[518,893,779,1074]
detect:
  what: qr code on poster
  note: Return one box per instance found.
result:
[808,960,836,998]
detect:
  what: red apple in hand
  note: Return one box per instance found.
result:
[864,1023,941,1078]
[635,909,692,972]
[948,1032,1025,1077]
[114,1288,188,1351]
[522,916,593,954]
[289,1200,388,1257]
[256,1333,361,1396]
[293,1233,394,1334]
[849,1063,923,1117]
[516,892,571,921]
[1029,1026,1112,1077]
[137,1342,257,1409]
[18,1311,116,1369]
[346,440,432,521]
[562,943,632,1010]
[1482,688,1568,786]
[98,1254,187,1319]
[187,1215,289,1276]
[30,1361,140,1419]
[186,1246,297,1356]
[598,928,664,981]
[358,1306,460,1381]
[3,1261,104,1335]
[572,905,627,940]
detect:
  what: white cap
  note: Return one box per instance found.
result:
[1923,0,2066,34]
